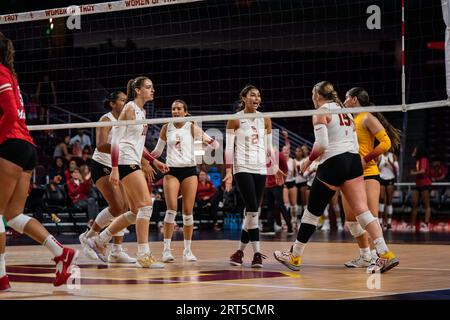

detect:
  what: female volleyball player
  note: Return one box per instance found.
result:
[378,151,399,230]
[79,91,136,263]
[281,131,298,228]
[149,99,219,262]
[225,85,285,268]
[294,146,308,218]
[342,87,401,268]
[274,81,399,274]
[0,32,78,288]
[87,76,167,268]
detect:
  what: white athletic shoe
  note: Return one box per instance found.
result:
[274,223,282,232]
[135,253,165,269]
[108,247,136,263]
[183,249,198,262]
[344,255,372,268]
[321,220,330,232]
[79,230,103,261]
[162,249,175,263]
[86,237,108,262]
[337,222,344,232]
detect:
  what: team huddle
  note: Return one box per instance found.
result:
[0,31,400,291]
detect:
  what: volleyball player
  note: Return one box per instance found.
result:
[0,32,78,288]
[378,151,399,230]
[79,91,138,263]
[281,131,298,228]
[274,81,399,274]
[149,99,219,262]
[225,85,285,268]
[342,87,401,268]
[0,217,8,291]
[87,76,166,268]
[294,146,308,221]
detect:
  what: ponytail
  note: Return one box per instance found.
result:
[126,76,149,101]
[373,113,402,151]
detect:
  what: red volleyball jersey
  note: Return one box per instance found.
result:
[0,64,34,145]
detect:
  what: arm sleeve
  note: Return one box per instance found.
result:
[363,129,391,163]
[0,76,18,143]
[149,138,166,158]
[111,125,126,167]
[225,130,235,169]
[309,124,328,161]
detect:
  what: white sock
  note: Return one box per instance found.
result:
[374,238,389,255]
[43,235,64,257]
[285,203,291,211]
[184,239,192,251]
[0,253,5,277]
[292,240,306,257]
[251,241,260,253]
[164,239,171,251]
[239,242,248,251]
[137,243,150,255]
[359,247,371,259]
[371,249,378,259]
[86,228,98,239]
[98,229,113,245]
[111,244,122,252]
[387,205,393,224]
[323,205,329,217]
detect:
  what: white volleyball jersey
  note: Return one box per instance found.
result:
[286,158,296,182]
[233,111,267,175]
[295,158,307,183]
[118,101,147,165]
[166,122,196,167]
[318,102,359,164]
[92,112,116,167]
[379,153,396,180]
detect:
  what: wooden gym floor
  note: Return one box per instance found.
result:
[2,240,450,300]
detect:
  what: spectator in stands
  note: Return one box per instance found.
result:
[410,146,432,232]
[70,129,92,150]
[36,72,57,123]
[53,135,72,161]
[81,146,93,166]
[67,167,98,224]
[197,170,220,231]
[48,156,67,186]
[430,160,448,182]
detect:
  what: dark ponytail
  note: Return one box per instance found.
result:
[103,91,125,110]
[126,76,149,101]
[0,32,16,77]
[238,84,258,111]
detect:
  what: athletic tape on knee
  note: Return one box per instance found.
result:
[355,211,376,229]
[379,203,385,213]
[346,221,366,238]
[300,209,320,226]
[0,215,5,233]
[123,211,136,224]
[182,214,194,226]
[137,206,153,221]
[7,214,32,234]
[244,212,259,230]
[164,210,177,224]
[95,208,115,229]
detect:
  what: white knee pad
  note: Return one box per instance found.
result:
[7,214,32,234]
[0,215,5,233]
[164,210,177,224]
[387,205,393,215]
[182,214,194,226]
[355,211,376,229]
[95,208,115,229]
[300,209,320,226]
[379,203,385,213]
[123,211,136,224]
[244,212,259,230]
[346,221,366,238]
[137,206,153,221]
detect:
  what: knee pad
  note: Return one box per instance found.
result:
[114,228,126,237]
[137,206,152,221]
[300,209,320,226]
[379,203,385,213]
[387,205,393,215]
[346,221,366,238]
[355,210,376,229]
[308,179,336,216]
[95,208,115,229]
[7,214,32,234]
[123,211,136,224]
[164,210,177,224]
[0,215,5,233]
[182,214,194,226]
[244,212,259,230]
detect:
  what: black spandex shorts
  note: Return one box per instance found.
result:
[90,160,112,184]
[296,181,307,188]
[316,152,363,186]
[0,138,37,171]
[364,175,381,183]
[118,164,141,180]
[380,178,395,186]
[285,181,296,189]
[415,185,431,193]
[166,166,198,182]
